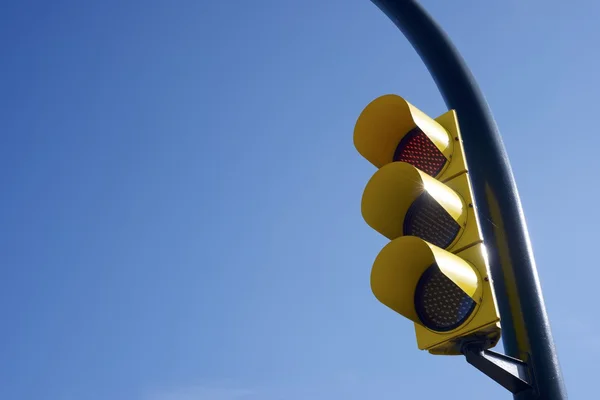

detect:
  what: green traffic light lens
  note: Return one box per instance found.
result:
[414,264,476,332]
[403,192,460,249]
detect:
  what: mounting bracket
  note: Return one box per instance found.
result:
[461,340,533,394]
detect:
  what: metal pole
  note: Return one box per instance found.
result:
[368,1,567,399]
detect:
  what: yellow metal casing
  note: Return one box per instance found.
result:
[361,162,481,253]
[371,236,483,324]
[353,94,467,182]
[371,238,500,355]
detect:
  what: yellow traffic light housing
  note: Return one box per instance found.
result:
[361,162,480,253]
[354,94,501,355]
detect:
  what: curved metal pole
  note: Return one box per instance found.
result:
[369,1,567,399]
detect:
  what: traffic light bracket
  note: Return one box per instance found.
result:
[461,339,534,395]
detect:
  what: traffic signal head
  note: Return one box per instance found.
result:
[354,94,501,355]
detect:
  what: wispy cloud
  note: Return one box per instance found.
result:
[144,385,253,400]
[142,371,417,400]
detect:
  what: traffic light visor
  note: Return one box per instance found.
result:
[371,236,482,331]
[361,162,466,248]
[354,94,453,176]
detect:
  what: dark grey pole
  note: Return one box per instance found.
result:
[368,1,567,399]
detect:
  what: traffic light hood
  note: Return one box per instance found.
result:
[354,94,452,169]
[361,161,465,243]
[354,95,468,182]
[371,236,482,326]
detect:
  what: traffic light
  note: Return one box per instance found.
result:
[354,94,501,355]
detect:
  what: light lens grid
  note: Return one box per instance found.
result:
[393,127,447,177]
[414,264,476,332]
[403,192,460,249]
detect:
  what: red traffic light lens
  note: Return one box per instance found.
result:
[393,127,447,177]
[414,264,476,332]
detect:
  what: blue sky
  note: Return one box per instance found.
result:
[1,0,598,399]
